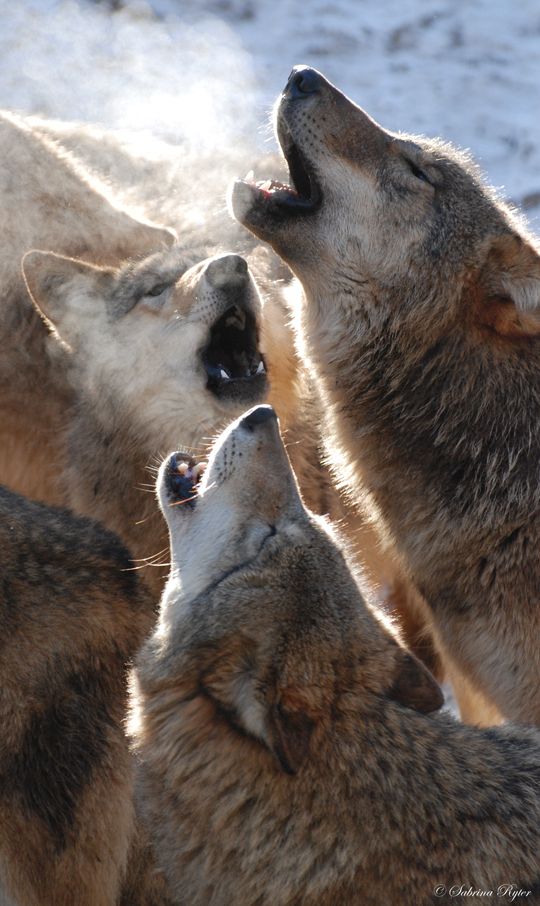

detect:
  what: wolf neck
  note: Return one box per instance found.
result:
[300,286,540,584]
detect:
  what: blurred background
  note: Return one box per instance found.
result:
[1,0,539,227]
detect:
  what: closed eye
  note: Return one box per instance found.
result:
[404,157,432,185]
[139,283,171,310]
[145,283,169,298]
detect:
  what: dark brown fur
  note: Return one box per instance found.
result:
[0,485,154,906]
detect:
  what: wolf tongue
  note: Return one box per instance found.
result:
[256,178,297,197]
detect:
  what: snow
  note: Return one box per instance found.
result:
[0,0,539,227]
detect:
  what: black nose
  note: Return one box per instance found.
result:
[240,405,277,432]
[206,254,248,289]
[285,66,322,100]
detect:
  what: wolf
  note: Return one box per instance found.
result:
[1,110,344,602]
[131,405,540,906]
[230,66,540,725]
[21,244,269,598]
[0,484,156,906]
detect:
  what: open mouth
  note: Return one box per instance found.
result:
[202,304,267,401]
[164,451,207,509]
[232,118,321,223]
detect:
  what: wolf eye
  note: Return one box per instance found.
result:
[146,283,169,298]
[404,158,431,185]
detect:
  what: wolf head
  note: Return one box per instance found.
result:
[153,405,443,775]
[22,248,268,453]
[231,66,540,344]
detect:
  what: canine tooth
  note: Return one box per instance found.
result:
[220,368,231,380]
[256,360,265,374]
[245,169,254,182]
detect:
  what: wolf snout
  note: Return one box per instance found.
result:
[240,405,278,433]
[284,65,323,100]
[205,254,248,290]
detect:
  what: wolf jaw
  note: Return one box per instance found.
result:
[231,116,321,228]
[203,304,266,401]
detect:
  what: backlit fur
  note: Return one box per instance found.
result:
[232,69,540,724]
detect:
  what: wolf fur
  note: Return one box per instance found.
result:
[131,407,540,906]
[1,111,346,605]
[21,243,272,598]
[231,67,540,725]
[0,112,174,507]
[0,485,155,906]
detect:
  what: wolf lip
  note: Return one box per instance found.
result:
[203,304,267,401]
[276,116,321,211]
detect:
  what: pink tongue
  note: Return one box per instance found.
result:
[255,179,297,197]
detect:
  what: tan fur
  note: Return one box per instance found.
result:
[0,485,155,906]
[20,244,272,601]
[31,115,344,524]
[131,408,540,905]
[0,112,344,607]
[231,68,540,725]
[13,113,434,681]
[0,111,174,505]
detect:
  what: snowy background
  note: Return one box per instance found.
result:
[1,0,539,229]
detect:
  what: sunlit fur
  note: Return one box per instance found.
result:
[1,112,346,602]
[233,69,540,725]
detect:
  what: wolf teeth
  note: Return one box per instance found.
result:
[219,368,231,380]
[256,360,265,374]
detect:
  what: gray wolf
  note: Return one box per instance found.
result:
[22,244,268,598]
[230,66,540,726]
[130,406,540,906]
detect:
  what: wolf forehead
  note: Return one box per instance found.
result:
[107,247,252,317]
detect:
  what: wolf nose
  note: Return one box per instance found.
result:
[285,66,322,99]
[240,405,278,433]
[206,254,248,289]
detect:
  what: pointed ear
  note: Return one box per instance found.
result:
[474,234,540,338]
[22,250,115,341]
[266,692,316,775]
[387,650,444,714]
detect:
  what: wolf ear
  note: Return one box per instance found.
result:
[22,250,114,341]
[474,234,540,338]
[201,642,319,775]
[387,650,444,714]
